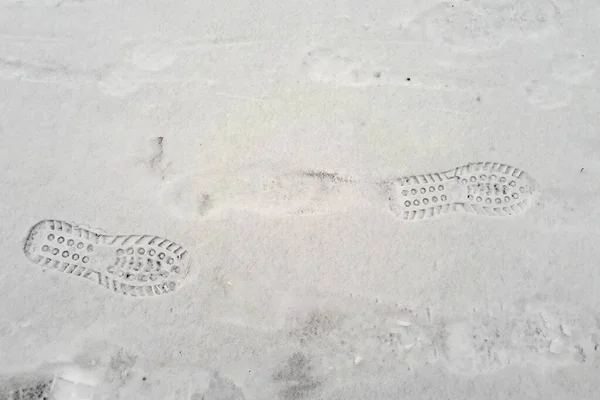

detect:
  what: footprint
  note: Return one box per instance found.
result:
[22,220,190,297]
[382,162,539,221]
[96,38,219,97]
[199,372,246,400]
[522,77,572,109]
[0,365,99,400]
[0,377,53,400]
[271,353,322,400]
[508,301,598,368]
[286,299,437,372]
[97,39,178,97]
[440,300,599,375]
[490,0,560,41]
[51,369,98,400]
[341,309,436,371]
[415,2,507,52]
[163,167,360,219]
[96,41,179,98]
[287,307,345,347]
[441,316,512,375]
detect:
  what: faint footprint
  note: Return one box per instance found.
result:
[96,37,226,97]
[341,307,437,371]
[163,167,361,219]
[441,315,512,375]
[0,365,99,400]
[522,77,572,109]
[199,372,246,400]
[96,40,180,97]
[23,219,191,297]
[489,0,560,41]
[507,301,598,368]
[71,343,244,400]
[286,299,436,372]
[0,377,53,400]
[440,300,599,375]
[287,307,345,347]
[271,353,322,400]
[163,182,214,219]
[414,2,507,52]
[381,161,539,221]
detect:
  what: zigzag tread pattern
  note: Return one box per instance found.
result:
[392,172,449,186]
[451,162,525,179]
[402,199,531,220]
[7,379,53,400]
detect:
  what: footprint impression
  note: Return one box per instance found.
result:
[440,300,600,375]
[0,365,99,400]
[22,220,191,297]
[162,167,363,219]
[98,39,195,97]
[414,1,507,52]
[412,0,560,52]
[0,345,246,400]
[381,161,539,221]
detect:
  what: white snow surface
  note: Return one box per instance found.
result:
[1,0,600,399]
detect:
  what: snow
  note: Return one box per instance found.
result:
[1,0,600,399]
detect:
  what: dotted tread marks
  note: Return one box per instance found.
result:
[23,220,189,297]
[5,379,52,400]
[388,162,537,220]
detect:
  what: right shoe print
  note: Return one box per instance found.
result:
[382,162,538,220]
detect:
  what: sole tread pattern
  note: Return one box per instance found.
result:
[23,220,190,297]
[6,379,53,400]
[386,162,538,220]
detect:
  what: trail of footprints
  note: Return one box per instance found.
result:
[23,220,189,297]
[287,299,600,377]
[165,161,538,220]
[21,163,537,296]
